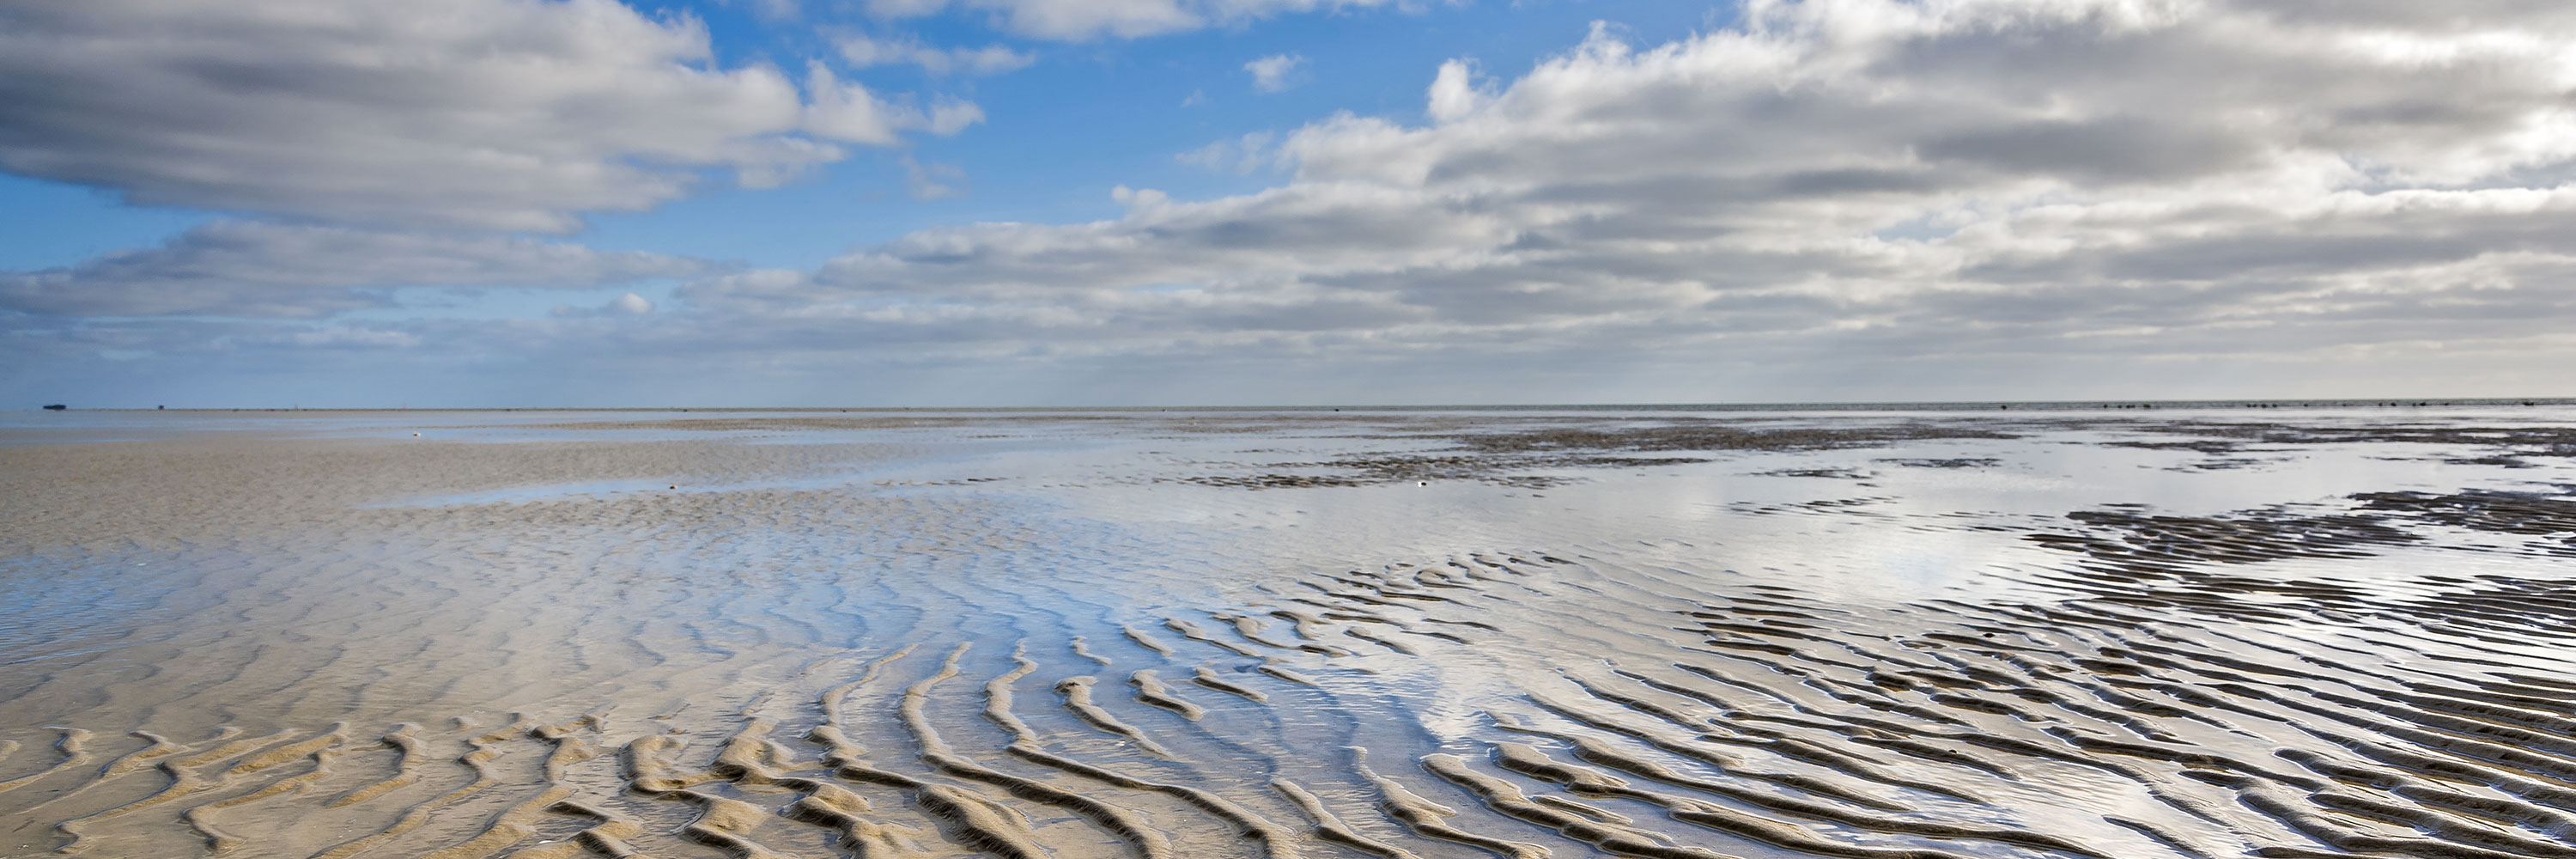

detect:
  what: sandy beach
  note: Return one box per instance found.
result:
[3,405,2573,859]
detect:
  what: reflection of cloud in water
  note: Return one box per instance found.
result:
[1,407,2573,857]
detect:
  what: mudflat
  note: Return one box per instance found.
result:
[3,406,2573,859]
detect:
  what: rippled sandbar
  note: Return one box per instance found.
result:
[3,406,2573,859]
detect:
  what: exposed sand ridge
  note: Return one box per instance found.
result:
[3,408,2574,858]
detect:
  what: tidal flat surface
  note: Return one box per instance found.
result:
[3,406,2574,859]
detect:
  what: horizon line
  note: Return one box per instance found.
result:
[25,396,2576,413]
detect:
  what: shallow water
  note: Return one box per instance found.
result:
[3,408,2574,859]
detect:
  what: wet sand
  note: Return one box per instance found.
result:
[3,407,2575,858]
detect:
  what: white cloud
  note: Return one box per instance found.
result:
[923,99,989,136]
[903,157,970,200]
[552,291,659,318]
[802,64,908,147]
[835,32,1036,75]
[805,64,987,144]
[865,0,1398,41]
[1425,59,1489,123]
[0,221,706,319]
[671,0,2576,385]
[1110,185,1172,210]
[21,0,2576,403]
[1245,53,1309,93]
[0,0,978,232]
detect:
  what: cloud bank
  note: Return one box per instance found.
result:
[1,221,704,319]
[671,0,2576,390]
[15,0,2576,404]
[0,0,975,232]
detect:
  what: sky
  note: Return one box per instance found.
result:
[4,0,2576,408]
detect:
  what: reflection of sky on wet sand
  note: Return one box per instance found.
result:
[3,405,2574,858]
[934,411,2576,605]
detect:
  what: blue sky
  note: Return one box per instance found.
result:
[6,0,2576,407]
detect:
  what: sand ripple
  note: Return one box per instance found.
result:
[4,411,2575,858]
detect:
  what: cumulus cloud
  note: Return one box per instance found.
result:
[1424,59,1490,123]
[921,99,990,136]
[805,64,988,145]
[865,0,1398,40]
[0,0,980,231]
[671,0,2576,387]
[21,0,2576,404]
[0,221,706,319]
[1245,53,1309,92]
[836,32,1036,75]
